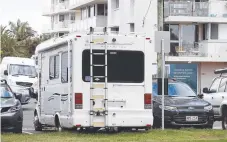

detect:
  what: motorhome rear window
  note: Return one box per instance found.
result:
[82,50,144,83]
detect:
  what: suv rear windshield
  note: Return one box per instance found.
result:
[82,50,144,83]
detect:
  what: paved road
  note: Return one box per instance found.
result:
[21,99,223,134]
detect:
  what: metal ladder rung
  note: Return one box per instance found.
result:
[93,76,106,78]
[92,53,106,55]
[91,64,106,67]
[92,95,105,99]
[92,84,106,89]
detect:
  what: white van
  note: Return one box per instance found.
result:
[33,28,154,132]
[0,57,38,104]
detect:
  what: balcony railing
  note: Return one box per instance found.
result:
[169,41,227,59]
[164,2,209,17]
[169,42,207,57]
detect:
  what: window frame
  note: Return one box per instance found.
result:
[218,77,227,92]
[209,77,222,93]
[61,51,72,83]
[82,49,144,83]
[49,54,60,80]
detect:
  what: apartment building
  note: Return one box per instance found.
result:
[42,0,76,37]
[164,0,227,93]
[42,0,227,93]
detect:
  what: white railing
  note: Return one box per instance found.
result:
[168,40,227,60]
[164,2,209,17]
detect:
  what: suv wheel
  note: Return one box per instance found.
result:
[222,109,227,130]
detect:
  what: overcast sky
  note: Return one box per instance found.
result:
[0,0,50,34]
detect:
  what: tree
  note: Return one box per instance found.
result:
[1,19,51,59]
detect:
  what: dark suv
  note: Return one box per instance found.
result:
[152,79,214,129]
[0,79,23,133]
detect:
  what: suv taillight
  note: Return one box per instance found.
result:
[75,93,83,109]
[144,93,152,109]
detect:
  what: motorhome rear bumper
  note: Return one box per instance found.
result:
[72,109,153,128]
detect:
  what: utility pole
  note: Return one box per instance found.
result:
[157,0,164,78]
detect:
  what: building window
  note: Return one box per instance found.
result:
[59,15,65,22]
[202,24,208,40]
[70,13,75,23]
[105,4,108,16]
[116,0,119,9]
[97,4,105,15]
[88,6,91,17]
[59,0,65,3]
[211,24,218,39]
[49,55,59,80]
[94,5,96,16]
[130,23,135,32]
[61,51,72,83]
[111,27,119,32]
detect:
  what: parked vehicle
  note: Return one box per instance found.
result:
[0,79,23,133]
[33,28,154,132]
[200,68,227,130]
[0,57,38,104]
[152,78,214,129]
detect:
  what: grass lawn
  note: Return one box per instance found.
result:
[1,129,227,142]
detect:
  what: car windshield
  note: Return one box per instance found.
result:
[152,82,196,97]
[0,86,13,98]
[9,64,37,77]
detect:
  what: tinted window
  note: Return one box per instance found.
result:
[153,82,196,97]
[49,55,59,80]
[218,77,227,92]
[210,78,221,92]
[82,50,144,83]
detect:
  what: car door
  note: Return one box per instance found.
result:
[203,77,222,116]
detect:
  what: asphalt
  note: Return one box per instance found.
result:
[20,99,223,134]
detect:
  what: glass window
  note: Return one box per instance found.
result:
[49,55,59,80]
[82,50,144,83]
[61,51,72,83]
[59,15,64,22]
[211,24,218,39]
[9,64,37,77]
[152,82,196,97]
[88,6,91,17]
[209,77,221,92]
[169,25,179,41]
[116,0,119,8]
[97,4,105,15]
[218,78,227,92]
[0,85,14,98]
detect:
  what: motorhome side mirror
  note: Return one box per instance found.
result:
[4,70,8,76]
[203,87,209,93]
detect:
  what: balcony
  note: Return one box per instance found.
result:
[164,1,227,24]
[43,1,72,16]
[164,2,209,17]
[43,20,74,33]
[69,16,107,32]
[166,40,227,62]
[70,0,107,10]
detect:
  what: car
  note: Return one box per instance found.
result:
[152,78,214,129]
[0,79,23,133]
[200,68,227,130]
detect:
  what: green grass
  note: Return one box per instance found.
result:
[1,129,227,142]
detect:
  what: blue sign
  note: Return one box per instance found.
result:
[169,63,198,93]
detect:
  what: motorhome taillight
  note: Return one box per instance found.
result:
[76,35,81,38]
[144,93,152,109]
[75,93,83,109]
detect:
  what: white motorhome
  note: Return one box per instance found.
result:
[33,28,154,131]
[0,57,38,104]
